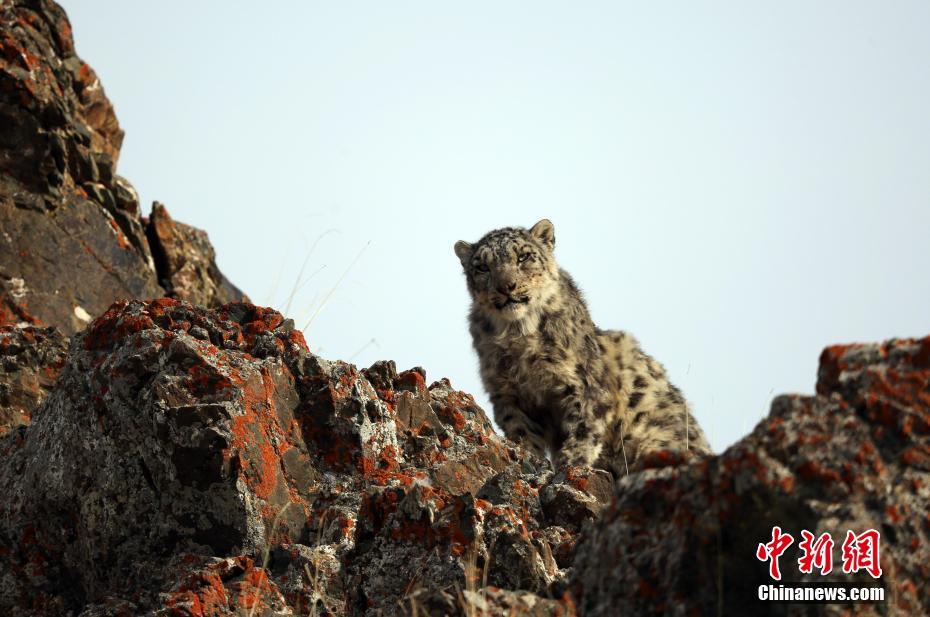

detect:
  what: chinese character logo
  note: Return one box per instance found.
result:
[797,530,834,575]
[841,529,883,578]
[757,527,882,580]
[756,526,794,580]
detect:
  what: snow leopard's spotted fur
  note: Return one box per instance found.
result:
[454,219,710,475]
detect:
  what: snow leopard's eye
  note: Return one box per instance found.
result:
[475,263,490,273]
[518,252,531,263]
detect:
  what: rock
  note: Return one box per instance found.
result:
[146,202,249,308]
[0,299,606,615]
[1,307,927,616]
[571,336,930,616]
[0,325,68,435]
[0,0,245,336]
[156,554,293,617]
[0,300,314,612]
[539,467,613,532]
[0,0,159,334]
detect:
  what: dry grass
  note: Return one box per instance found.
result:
[279,229,340,317]
[298,509,341,617]
[242,504,341,617]
[301,240,370,333]
[247,503,291,617]
[348,337,380,362]
[456,540,495,617]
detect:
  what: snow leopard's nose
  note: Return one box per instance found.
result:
[497,282,517,294]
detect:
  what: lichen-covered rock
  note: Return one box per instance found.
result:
[571,336,930,616]
[0,0,159,333]
[0,0,245,335]
[0,299,608,615]
[0,325,67,435]
[2,303,926,616]
[0,299,315,613]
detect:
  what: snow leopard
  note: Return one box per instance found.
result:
[454,219,711,476]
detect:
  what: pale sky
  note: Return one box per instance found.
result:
[61,2,930,451]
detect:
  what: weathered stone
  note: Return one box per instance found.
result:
[0,325,67,435]
[0,0,245,336]
[0,299,586,615]
[539,467,613,533]
[146,202,249,308]
[2,302,928,616]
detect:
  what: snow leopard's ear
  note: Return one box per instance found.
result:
[529,219,555,250]
[453,240,472,266]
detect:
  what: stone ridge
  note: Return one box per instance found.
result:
[0,299,608,615]
[1,308,928,616]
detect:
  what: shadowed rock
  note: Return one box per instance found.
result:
[146,202,249,308]
[5,298,923,616]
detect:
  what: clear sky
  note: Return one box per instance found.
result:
[61,2,930,451]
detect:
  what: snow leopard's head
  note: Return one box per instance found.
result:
[454,219,559,325]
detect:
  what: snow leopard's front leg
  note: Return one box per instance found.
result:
[554,392,608,468]
[491,392,548,460]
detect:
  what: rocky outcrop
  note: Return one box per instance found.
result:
[4,298,924,616]
[571,337,930,616]
[0,299,600,616]
[0,0,245,336]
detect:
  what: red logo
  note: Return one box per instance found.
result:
[757,527,882,580]
[797,530,834,575]
[756,526,794,581]
[841,529,883,578]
